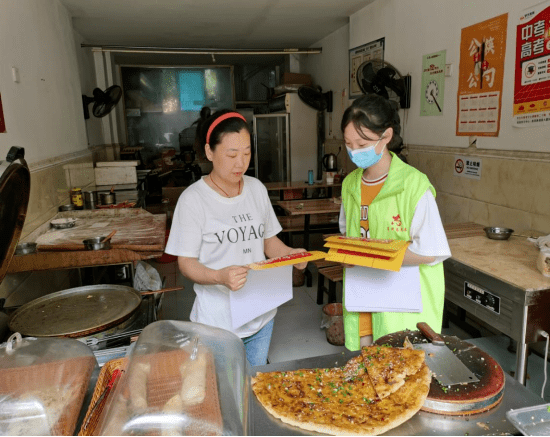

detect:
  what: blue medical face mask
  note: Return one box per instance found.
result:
[346,131,386,169]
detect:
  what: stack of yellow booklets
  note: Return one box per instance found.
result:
[324,236,410,272]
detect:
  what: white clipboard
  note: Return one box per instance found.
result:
[344,265,422,313]
[229,265,293,329]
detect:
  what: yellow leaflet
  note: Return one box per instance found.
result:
[324,243,409,271]
[324,241,402,259]
[325,236,409,252]
[248,251,326,270]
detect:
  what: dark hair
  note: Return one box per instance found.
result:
[341,94,403,151]
[198,108,250,152]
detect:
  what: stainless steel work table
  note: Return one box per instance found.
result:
[444,234,550,385]
[250,344,545,435]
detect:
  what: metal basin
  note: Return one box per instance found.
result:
[82,236,111,250]
[50,218,76,229]
[58,204,75,212]
[484,227,514,240]
[100,192,116,205]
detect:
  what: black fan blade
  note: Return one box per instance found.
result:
[92,85,122,118]
[105,85,122,105]
[377,67,405,96]
[93,101,112,118]
[298,86,327,111]
[358,61,380,95]
[360,61,377,83]
[359,79,375,95]
[371,77,389,99]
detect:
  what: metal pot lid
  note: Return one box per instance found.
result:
[0,147,30,285]
[8,284,142,338]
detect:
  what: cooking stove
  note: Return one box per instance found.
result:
[78,293,157,350]
[78,292,160,367]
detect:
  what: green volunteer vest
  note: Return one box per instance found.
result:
[341,152,445,351]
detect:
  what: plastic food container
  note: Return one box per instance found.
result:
[506,404,550,435]
[0,333,97,436]
[96,320,249,436]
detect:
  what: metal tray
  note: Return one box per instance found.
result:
[506,404,550,435]
[251,351,546,436]
[8,284,142,337]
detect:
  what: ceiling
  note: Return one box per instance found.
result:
[60,0,375,66]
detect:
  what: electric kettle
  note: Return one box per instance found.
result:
[322,153,338,172]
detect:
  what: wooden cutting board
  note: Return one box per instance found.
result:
[375,330,505,415]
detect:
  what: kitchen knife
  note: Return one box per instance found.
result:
[414,322,480,386]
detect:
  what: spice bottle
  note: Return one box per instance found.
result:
[70,187,83,210]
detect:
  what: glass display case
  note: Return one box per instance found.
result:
[97,320,249,436]
[0,333,97,436]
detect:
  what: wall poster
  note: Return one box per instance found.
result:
[420,50,446,116]
[513,1,550,127]
[349,38,385,99]
[456,14,508,136]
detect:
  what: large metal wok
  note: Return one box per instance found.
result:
[8,284,181,338]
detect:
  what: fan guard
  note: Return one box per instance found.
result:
[357,60,409,109]
[82,85,122,119]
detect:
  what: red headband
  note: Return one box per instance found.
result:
[206,112,247,144]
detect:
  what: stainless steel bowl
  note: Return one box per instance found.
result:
[484,227,514,240]
[82,236,111,250]
[15,242,37,255]
[50,218,76,229]
[99,193,116,205]
[59,204,76,212]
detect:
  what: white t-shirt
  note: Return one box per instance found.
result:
[339,190,451,266]
[165,175,283,338]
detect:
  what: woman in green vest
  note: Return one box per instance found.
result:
[339,94,451,351]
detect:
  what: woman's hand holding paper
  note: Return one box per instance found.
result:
[218,265,250,291]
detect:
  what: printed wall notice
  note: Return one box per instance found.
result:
[456,14,508,136]
[0,94,6,133]
[349,38,385,99]
[513,1,550,127]
[421,50,446,116]
[453,155,482,180]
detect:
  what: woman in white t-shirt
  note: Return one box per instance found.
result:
[165,109,306,366]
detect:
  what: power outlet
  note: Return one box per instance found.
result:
[445,64,453,77]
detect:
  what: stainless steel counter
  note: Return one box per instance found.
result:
[444,235,550,385]
[250,347,545,436]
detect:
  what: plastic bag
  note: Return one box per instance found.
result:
[537,248,550,278]
[528,234,550,250]
[133,261,162,292]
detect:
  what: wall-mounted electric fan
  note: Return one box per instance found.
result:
[357,60,410,109]
[82,85,122,119]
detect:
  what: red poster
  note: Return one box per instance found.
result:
[513,1,550,127]
[0,94,6,133]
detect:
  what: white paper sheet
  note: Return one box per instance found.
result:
[229,265,293,329]
[344,265,422,313]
